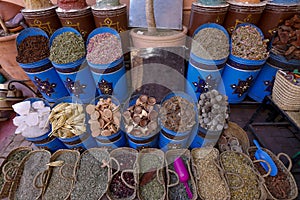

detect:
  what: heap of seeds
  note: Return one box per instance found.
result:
[231,25,268,60]
[86,97,121,137]
[192,28,229,60]
[50,32,85,64]
[87,32,123,64]
[123,95,159,137]
[160,96,196,133]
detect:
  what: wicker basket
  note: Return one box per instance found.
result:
[71,148,110,200]
[137,148,166,200]
[218,121,250,153]
[8,150,51,200]
[247,147,298,200]
[219,151,267,200]
[107,147,138,200]
[42,149,80,200]
[0,147,32,199]
[191,147,230,200]
[272,70,300,111]
[166,149,197,200]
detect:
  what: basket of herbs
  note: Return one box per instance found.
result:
[191,147,230,200]
[71,148,110,200]
[107,147,138,200]
[0,147,32,199]
[248,147,298,200]
[166,149,197,200]
[137,148,166,200]
[8,150,51,200]
[42,149,80,200]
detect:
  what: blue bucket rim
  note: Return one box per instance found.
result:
[51,56,86,69]
[49,27,83,46]
[18,57,51,69]
[87,56,124,70]
[190,52,228,66]
[16,27,49,46]
[269,51,300,66]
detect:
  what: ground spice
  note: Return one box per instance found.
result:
[16,35,49,63]
[50,32,85,64]
[57,0,87,10]
[87,32,123,64]
[24,0,53,10]
[231,25,268,60]
[192,28,229,60]
[160,96,196,133]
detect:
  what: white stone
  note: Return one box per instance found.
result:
[22,126,48,138]
[26,113,39,127]
[13,116,26,126]
[12,101,31,115]
[32,101,45,110]
[15,123,28,134]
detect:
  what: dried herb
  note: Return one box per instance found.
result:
[50,32,85,64]
[192,28,229,60]
[95,0,120,8]
[160,96,196,133]
[16,35,49,64]
[24,0,53,10]
[231,25,268,60]
[87,33,122,64]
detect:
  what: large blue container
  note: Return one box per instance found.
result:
[95,131,127,150]
[87,27,128,103]
[52,96,97,151]
[190,125,221,148]
[186,23,229,101]
[127,134,158,150]
[159,129,189,152]
[16,28,69,102]
[269,0,300,4]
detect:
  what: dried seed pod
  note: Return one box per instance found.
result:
[139,119,148,127]
[131,129,142,136]
[91,111,100,120]
[103,109,112,119]
[133,115,142,124]
[147,97,156,105]
[148,110,158,121]
[134,106,142,114]
[139,95,148,103]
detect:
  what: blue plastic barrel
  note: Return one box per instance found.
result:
[95,131,127,150]
[190,125,221,148]
[158,129,189,152]
[269,0,300,4]
[127,134,158,150]
[186,23,229,100]
[16,28,69,102]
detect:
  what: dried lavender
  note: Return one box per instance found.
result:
[198,90,229,131]
[87,32,123,64]
[50,32,85,64]
[231,25,268,60]
[192,28,229,60]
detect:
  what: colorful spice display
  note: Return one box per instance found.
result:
[49,103,86,138]
[57,0,87,10]
[198,90,229,131]
[160,96,196,133]
[87,33,123,64]
[16,35,49,63]
[86,97,121,137]
[50,32,85,64]
[12,100,50,138]
[123,95,159,137]
[24,0,53,10]
[192,28,229,60]
[231,25,268,60]
[271,15,300,60]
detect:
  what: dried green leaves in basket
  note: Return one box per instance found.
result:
[219,151,267,200]
[137,148,166,200]
[9,150,51,200]
[107,147,138,200]
[0,147,32,199]
[71,148,110,200]
[191,147,230,200]
[166,149,197,200]
[248,147,298,200]
[43,149,80,200]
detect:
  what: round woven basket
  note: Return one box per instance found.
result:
[272,70,300,111]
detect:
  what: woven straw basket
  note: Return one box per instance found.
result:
[272,70,300,111]
[248,147,298,200]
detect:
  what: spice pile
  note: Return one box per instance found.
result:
[86,97,121,137]
[50,32,85,64]
[87,32,123,64]
[192,148,229,200]
[49,103,86,138]
[192,28,229,60]
[271,15,300,60]
[231,25,268,60]
[95,0,120,8]
[123,95,159,137]
[16,35,49,63]
[57,0,87,10]
[160,96,196,133]
[220,151,261,200]
[24,0,53,10]
[12,100,51,138]
[282,70,300,86]
[198,90,229,131]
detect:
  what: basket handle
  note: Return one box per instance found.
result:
[120,169,136,190]
[59,164,75,181]
[110,157,120,178]
[3,162,19,182]
[33,170,49,189]
[192,163,200,180]
[277,153,292,172]
[226,172,244,190]
[157,168,164,185]
[167,169,179,188]
[253,159,271,177]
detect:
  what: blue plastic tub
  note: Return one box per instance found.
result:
[158,129,189,152]
[186,23,229,100]
[190,125,221,148]
[16,28,69,102]
[95,131,127,150]
[127,134,158,150]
